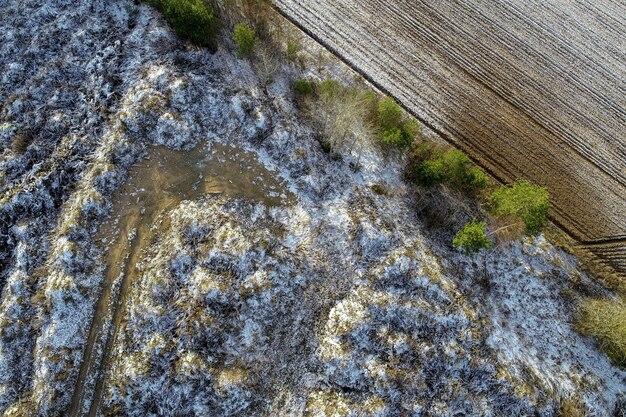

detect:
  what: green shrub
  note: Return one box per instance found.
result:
[453,220,492,255]
[407,144,489,193]
[490,180,549,235]
[361,91,380,122]
[443,149,489,193]
[286,41,301,61]
[414,157,447,186]
[293,78,313,96]
[576,297,626,367]
[402,119,420,141]
[320,139,332,153]
[376,97,419,150]
[234,23,256,57]
[380,126,413,149]
[463,166,490,193]
[377,97,403,130]
[144,0,219,48]
[317,79,342,102]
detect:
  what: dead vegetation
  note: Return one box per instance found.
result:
[576,297,626,368]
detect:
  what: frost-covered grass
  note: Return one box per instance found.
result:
[0,0,625,416]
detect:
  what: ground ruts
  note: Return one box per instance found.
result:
[272,0,626,272]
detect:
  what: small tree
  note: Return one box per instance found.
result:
[412,156,447,186]
[380,127,413,150]
[146,0,219,48]
[293,78,313,97]
[317,79,341,102]
[443,149,489,194]
[234,23,256,57]
[490,180,550,235]
[453,220,492,255]
[407,144,488,193]
[377,97,403,130]
[286,40,301,62]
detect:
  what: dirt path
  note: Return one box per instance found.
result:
[273,0,626,271]
[67,142,293,417]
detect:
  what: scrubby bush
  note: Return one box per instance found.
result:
[453,220,492,255]
[576,297,626,367]
[377,97,403,130]
[407,143,489,193]
[375,96,419,150]
[293,78,313,96]
[144,0,219,48]
[361,91,379,122]
[12,134,32,154]
[443,149,489,193]
[308,79,370,150]
[381,127,406,149]
[234,23,256,57]
[370,184,388,196]
[414,157,447,186]
[317,79,342,102]
[286,40,301,62]
[490,180,549,235]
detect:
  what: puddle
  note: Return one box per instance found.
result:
[68,142,293,417]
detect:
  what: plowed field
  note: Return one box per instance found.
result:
[273,0,626,271]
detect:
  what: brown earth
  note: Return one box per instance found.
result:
[272,0,626,273]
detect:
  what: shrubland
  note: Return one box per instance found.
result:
[143,0,219,48]
[0,1,623,416]
[407,142,489,194]
[141,0,624,373]
[489,180,550,236]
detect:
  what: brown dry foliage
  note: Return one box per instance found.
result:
[12,134,32,154]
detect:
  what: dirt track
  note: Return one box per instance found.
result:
[273,0,626,268]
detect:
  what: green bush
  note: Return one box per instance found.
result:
[402,119,420,141]
[380,127,412,150]
[463,166,490,193]
[361,91,380,122]
[234,23,256,57]
[286,41,301,61]
[407,144,489,193]
[317,79,342,102]
[370,184,388,196]
[576,297,626,368]
[144,0,219,48]
[453,220,492,255]
[12,134,32,154]
[293,78,313,96]
[443,149,489,193]
[490,180,549,235]
[377,97,403,130]
[375,97,419,150]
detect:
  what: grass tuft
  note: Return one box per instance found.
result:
[576,297,626,368]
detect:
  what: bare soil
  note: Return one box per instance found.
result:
[273,0,626,269]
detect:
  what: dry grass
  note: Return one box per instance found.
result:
[11,134,32,154]
[558,396,586,417]
[576,297,626,368]
[544,224,626,295]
